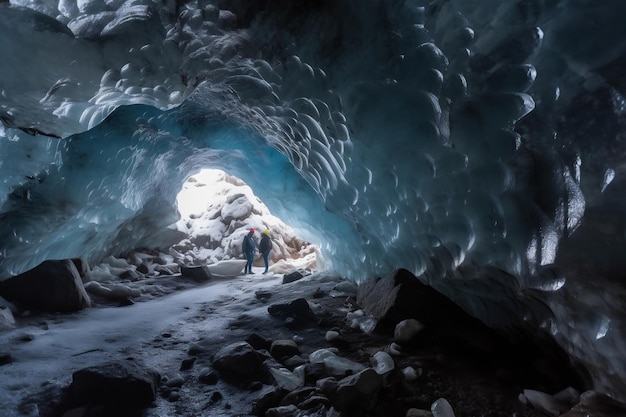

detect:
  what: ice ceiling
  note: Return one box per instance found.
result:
[1,0,626,402]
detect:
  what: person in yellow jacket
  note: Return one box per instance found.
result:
[259,229,273,274]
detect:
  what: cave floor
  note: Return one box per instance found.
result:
[0,269,581,416]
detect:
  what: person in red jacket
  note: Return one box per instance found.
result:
[242,228,257,274]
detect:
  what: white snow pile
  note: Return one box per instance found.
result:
[173,169,318,272]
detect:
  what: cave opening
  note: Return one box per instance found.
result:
[172,167,321,274]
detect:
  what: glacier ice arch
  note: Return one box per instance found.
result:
[1,0,626,402]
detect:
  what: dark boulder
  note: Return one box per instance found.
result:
[356,268,510,357]
[180,265,212,281]
[212,341,271,386]
[268,298,317,328]
[63,360,160,415]
[0,259,91,312]
[283,270,304,284]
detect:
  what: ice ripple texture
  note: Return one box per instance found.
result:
[1,0,626,402]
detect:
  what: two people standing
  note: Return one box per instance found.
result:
[242,228,273,274]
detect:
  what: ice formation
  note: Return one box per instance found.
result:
[1,0,625,402]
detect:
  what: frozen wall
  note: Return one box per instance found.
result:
[1,0,626,401]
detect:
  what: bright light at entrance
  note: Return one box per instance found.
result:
[176,169,228,218]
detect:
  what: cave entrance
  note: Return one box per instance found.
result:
[173,168,319,274]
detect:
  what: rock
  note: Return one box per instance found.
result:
[255,289,272,301]
[0,259,91,312]
[283,270,304,284]
[251,386,288,416]
[0,306,15,329]
[521,389,569,416]
[560,390,626,416]
[431,397,456,417]
[180,357,196,371]
[270,339,300,361]
[270,366,305,391]
[118,269,141,281]
[356,268,508,357]
[394,318,425,343]
[246,333,272,351]
[325,330,340,341]
[402,366,421,381]
[180,265,212,281]
[67,360,160,411]
[370,351,394,375]
[198,368,218,384]
[165,375,185,388]
[268,298,317,328]
[70,258,89,278]
[279,386,318,407]
[309,348,366,376]
[136,262,152,274]
[212,341,270,386]
[333,368,383,412]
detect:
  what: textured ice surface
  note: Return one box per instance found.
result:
[1,0,626,401]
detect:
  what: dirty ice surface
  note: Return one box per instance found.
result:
[0,269,309,416]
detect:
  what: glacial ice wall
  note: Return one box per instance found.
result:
[1,0,626,401]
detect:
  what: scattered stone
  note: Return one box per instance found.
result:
[356,268,509,357]
[521,388,569,416]
[268,298,317,328]
[212,341,270,386]
[180,265,212,281]
[188,342,204,355]
[278,386,317,407]
[394,318,425,343]
[402,366,420,381]
[255,289,272,301]
[325,330,340,341]
[431,397,456,417]
[0,306,16,329]
[246,333,272,351]
[0,259,91,313]
[198,368,219,385]
[283,270,304,284]
[210,390,223,403]
[251,386,288,416]
[561,390,626,416]
[137,263,152,274]
[180,357,196,371]
[118,269,141,281]
[370,351,395,375]
[333,368,383,413]
[70,258,90,278]
[270,339,300,362]
[283,355,307,370]
[166,375,185,388]
[66,360,160,412]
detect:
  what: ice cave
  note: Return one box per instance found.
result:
[1,0,626,413]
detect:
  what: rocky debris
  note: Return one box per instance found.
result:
[29,360,162,417]
[180,265,213,281]
[283,270,305,284]
[394,319,425,343]
[0,305,16,329]
[9,272,622,417]
[270,339,301,361]
[0,259,91,313]
[212,341,272,387]
[267,297,317,328]
[356,268,510,358]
